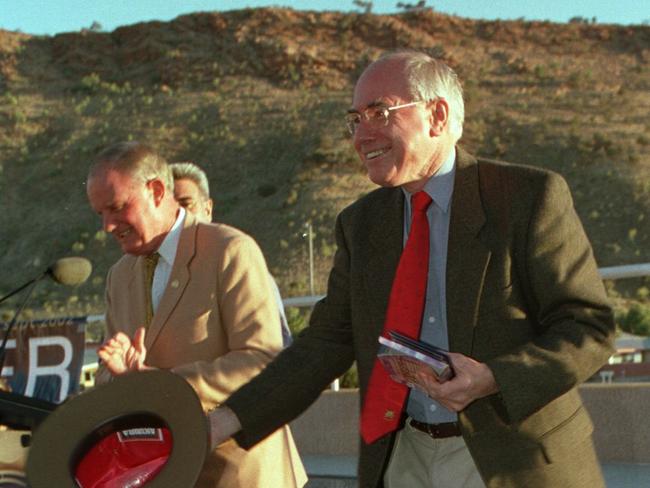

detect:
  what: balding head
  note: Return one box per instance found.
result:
[89,141,174,192]
[87,141,179,256]
[363,51,464,142]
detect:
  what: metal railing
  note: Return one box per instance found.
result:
[286,263,650,391]
[86,262,650,323]
[598,263,650,280]
[283,263,650,311]
[84,263,650,390]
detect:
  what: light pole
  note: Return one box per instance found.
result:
[303,221,314,296]
[302,221,339,390]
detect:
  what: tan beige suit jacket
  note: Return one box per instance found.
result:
[98,212,306,487]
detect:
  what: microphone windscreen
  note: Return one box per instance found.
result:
[48,257,92,286]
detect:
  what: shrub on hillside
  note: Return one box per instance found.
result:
[617,303,650,336]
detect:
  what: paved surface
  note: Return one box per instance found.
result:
[303,455,650,488]
[602,463,650,488]
[306,480,356,488]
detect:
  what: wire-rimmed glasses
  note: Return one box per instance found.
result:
[345,100,426,135]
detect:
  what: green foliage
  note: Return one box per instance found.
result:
[285,305,358,388]
[285,307,310,336]
[637,287,649,300]
[353,0,373,14]
[310,135,358,167]
[617,304,650,336]
[567,69,593,89]
[4,92,18,105]
[568,16,597,24]
[396,1,429,12]
[10,107,27,126]
[533,64,547,80]
[340,363,359,388]
[86,320,106,342]
[591,132,621,157]
[76,73,131,96]
[78,73,103,94]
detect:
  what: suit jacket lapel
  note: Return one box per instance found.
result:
[145,213,196,350]
[127,258,147,336]
[446,148,491,356]
[364,189,404,336]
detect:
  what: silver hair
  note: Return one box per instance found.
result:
[378,50,465,142]
[89,141,174,190]
[170,162,211,200]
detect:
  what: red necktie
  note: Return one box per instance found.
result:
[360,191,432,444]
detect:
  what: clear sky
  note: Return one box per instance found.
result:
[0,0,647,36]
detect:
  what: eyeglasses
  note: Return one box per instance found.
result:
[345,100,425,135]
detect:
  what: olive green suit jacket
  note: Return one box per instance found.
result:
[227,148,615,488]
[97,212,307,488]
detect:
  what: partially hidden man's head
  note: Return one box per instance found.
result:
[86,141,178,256]
[348,50,464,193]
[170,162,213,224]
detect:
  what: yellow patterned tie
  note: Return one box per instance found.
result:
[143,252,160,327]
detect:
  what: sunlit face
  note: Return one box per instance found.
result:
[351,58,442,193]
[173,178,213,223]
[87,168,166,256]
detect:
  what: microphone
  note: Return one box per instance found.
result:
[47,257,92,286]
[0,257,92,305]
[0,257,93,376]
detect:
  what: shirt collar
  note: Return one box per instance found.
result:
[156,207,185,266]
[403,147,456,213]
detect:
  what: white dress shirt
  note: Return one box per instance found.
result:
[151,207,185,313]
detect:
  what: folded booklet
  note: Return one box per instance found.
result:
[377,331,454,386]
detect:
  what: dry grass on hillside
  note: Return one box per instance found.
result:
[0,8,648,322]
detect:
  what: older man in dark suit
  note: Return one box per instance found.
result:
[209,50,615,488]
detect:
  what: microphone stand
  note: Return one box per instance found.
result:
[0,272,45,375]
[0,272,45,305]
[0,270,59,429]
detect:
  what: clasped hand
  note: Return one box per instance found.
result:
[97,327,153,375]
[411,352,499,412]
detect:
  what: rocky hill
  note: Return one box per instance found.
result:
[0,8,649,321]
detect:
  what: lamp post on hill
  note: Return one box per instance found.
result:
[302,221,339,391]
[302,222,315,296]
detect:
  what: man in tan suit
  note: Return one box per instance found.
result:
[170,161,293,346]
[87,141,306,487]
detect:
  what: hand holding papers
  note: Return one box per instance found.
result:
[377,331,454,389]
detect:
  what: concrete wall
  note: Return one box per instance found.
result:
[290,390,359,457]
[581,383,650,463]
[290,384,650,463]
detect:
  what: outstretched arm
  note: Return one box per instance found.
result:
[207,406,242,449]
